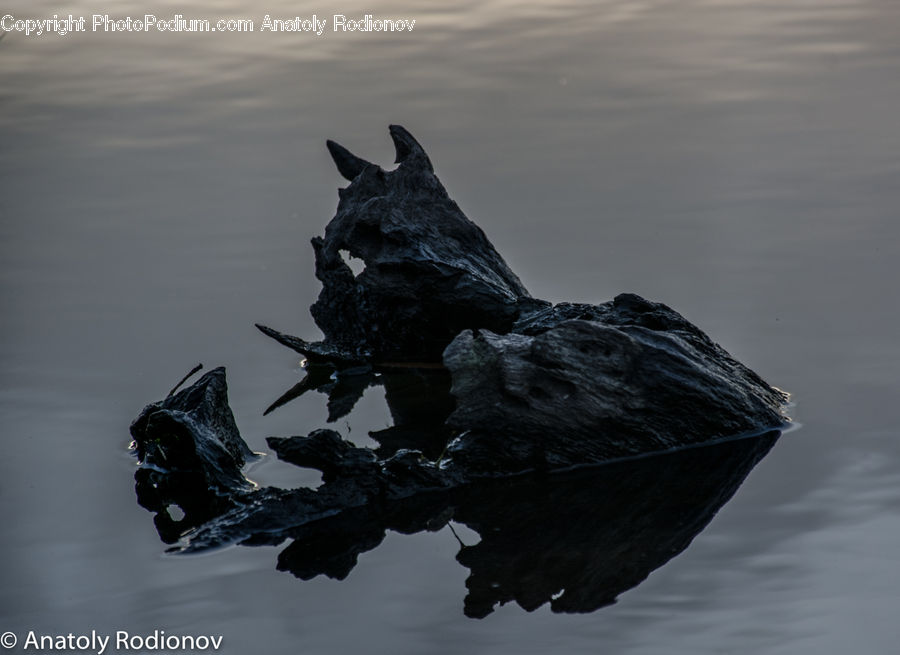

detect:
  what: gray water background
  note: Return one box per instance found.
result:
[2,0,900,652]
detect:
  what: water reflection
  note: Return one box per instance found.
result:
[265,366,455,459]
[272,432,779,618]
[134,367,780,619]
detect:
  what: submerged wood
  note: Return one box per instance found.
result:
[129,367,780,616]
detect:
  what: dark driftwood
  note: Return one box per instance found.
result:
[131,125,793,617]
[257,125,789,456]
[444,293,788,471]
[129,368,257,543]
[130,367,255,493]
[258,124,547,363]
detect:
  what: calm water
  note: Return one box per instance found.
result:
[3,0,900,652]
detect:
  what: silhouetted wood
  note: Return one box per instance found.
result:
[258,126,788,456]
[444,293,788,471]
[130,125,793,617]
[260,124,547,363]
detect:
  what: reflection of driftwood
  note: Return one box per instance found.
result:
[272,434,782,619]
[130,367,779,617]
[454,431,779,617]
[264,364,454,460]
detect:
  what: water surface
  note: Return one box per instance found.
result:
[2,0,900,652]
